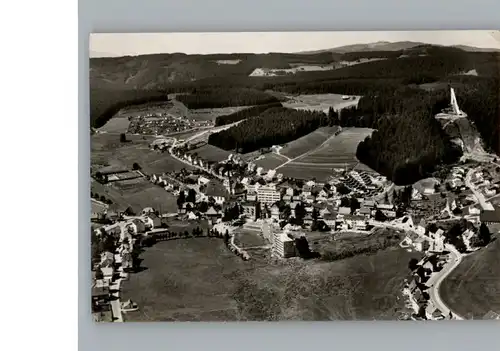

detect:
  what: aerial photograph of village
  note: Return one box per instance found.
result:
[89,31,500,322]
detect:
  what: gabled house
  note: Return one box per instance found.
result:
[233,183,246,198]
[323,213,337,227]
[206,206,222,225]
[197,176,210,186]
[303,213,314,226]
[204,180,230,205]
[187,211,199,220]
[359,207,372,218]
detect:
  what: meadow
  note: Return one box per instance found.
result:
[188,105,253,121]
[191,144,231,163]
[279,128,374,181]
[253,153,289,171]
[440,233,500,319]
[120,235,421,321]
[282,93,361,113]
[280,126,340,159]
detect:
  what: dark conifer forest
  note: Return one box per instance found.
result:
[208,107,331,153]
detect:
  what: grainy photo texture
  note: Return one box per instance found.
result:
[90,31,500,322]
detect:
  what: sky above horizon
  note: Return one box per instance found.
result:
[90,30,500,57]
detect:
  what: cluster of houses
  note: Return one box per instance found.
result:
[128,112,213,136]
[150,163,400,233]
[403,254,448,321]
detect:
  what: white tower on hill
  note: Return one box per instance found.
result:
[450,87,464,116]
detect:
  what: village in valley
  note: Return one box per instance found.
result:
[90,33,500,322]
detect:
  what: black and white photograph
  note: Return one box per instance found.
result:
[89,30,500,322]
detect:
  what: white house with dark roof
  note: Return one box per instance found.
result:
[204,180,229,205]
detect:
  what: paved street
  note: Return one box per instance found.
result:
[426,244,464,320]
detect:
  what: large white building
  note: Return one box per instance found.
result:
[272,232,296,258]
[257,184,281,205]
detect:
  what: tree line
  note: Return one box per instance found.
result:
[214,102,283,126]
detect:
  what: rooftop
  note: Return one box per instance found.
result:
[480,207,500,222]
[204,180,230,198]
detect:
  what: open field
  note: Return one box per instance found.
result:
[91,179,178,214]
[192,144,231,163]
[188,106,253,121]
[253,153,289,171]
[248,59,387,77]
[214,59,241,65]
[233,230,268,248]
[97,116,131,133]
[279,128,373,181]
[294,128,374,165]
[281,126,340,159]
[92,133,194,175]
[279,128,374,181]
[282,94,361,113]
[440,234,500,319]
[121,236,421,321]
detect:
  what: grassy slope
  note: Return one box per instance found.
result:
[120,238,420,321]
[280,126,340,159]
[440,234,500,319]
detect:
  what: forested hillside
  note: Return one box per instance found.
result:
[176,88,280,109]
[215,102,283,126]
[208,107,334,153]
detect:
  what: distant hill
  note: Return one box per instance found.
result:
[297,41,500,54]
[452,45,500,52]
[298,41,426,54]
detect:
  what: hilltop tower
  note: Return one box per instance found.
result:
[450,87,463,116]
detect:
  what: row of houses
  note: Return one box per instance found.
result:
[404,255,448,320]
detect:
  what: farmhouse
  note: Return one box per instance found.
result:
[206,206,222,224]
[204,180,230,205]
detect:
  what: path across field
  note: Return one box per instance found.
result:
[278,127,375,181]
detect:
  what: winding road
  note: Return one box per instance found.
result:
[426,244,465,320]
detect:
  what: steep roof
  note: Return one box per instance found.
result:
[206,206,219,216]
[204,180,230,198]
